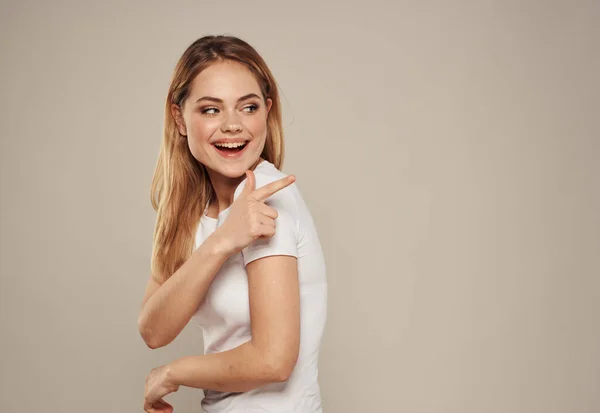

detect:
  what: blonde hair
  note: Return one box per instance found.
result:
[150,35,285,284]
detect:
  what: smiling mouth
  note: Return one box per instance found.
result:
[213,141,249,156]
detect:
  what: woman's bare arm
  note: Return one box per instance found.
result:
[138,173,294,349]
[137,234,230,349]
[162,254,300,392]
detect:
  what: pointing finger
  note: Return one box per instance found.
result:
[252,174,295,202]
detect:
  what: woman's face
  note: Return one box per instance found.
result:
[173,60,272,179]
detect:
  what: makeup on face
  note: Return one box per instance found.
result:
[183,61,270,177]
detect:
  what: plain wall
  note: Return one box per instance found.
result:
[1,0,599,412]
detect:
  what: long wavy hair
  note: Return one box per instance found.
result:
[150,35,285,284]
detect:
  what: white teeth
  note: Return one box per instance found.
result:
[214,141,246,148]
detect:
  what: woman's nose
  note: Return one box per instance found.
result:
[221,113,243,133]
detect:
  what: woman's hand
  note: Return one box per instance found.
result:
[144,364,179,413]
[214,170,295,255]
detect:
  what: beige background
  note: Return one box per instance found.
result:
[1,0,599,412]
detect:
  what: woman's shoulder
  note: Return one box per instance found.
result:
[234,160,298,202]
[254,159,286,181]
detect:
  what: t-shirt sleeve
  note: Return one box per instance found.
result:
[233,172,299,266]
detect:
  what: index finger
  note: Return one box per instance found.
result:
[251,174,296,202]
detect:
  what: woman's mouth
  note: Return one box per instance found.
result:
[213,141,249,159]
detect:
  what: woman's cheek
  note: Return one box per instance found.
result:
[247,116,268,137]
[186,138,204,164]
[190,118,218,144]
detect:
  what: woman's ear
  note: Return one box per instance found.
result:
[171,103,187,136]
[265,98,273,115]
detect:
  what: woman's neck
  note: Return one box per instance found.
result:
[208,176,241,216]
[207,157,264,216]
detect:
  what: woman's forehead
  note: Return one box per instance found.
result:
[190,61,261,100]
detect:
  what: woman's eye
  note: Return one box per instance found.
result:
[201,107,219,115]
[243,104,258,113]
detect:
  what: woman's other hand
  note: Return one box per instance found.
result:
[144,364,179,413]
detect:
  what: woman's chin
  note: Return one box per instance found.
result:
[198,147,262,180]
[211,160,257,179]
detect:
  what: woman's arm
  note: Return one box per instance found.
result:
[137,233,230,349]
[138,173,294,350]
[163,254,300,392]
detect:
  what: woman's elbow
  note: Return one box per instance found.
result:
[138,327,161,349]
[142,334,165,350]
[137,315,166,349]
[272,364,294,383]
[264,349,299,383]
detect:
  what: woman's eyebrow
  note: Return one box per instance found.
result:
[195,93,260,104]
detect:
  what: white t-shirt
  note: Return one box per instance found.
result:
[192,160,328,413]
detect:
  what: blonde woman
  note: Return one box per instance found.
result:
[137,35,328,413]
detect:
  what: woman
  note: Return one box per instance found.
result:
[137,35,328,413]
